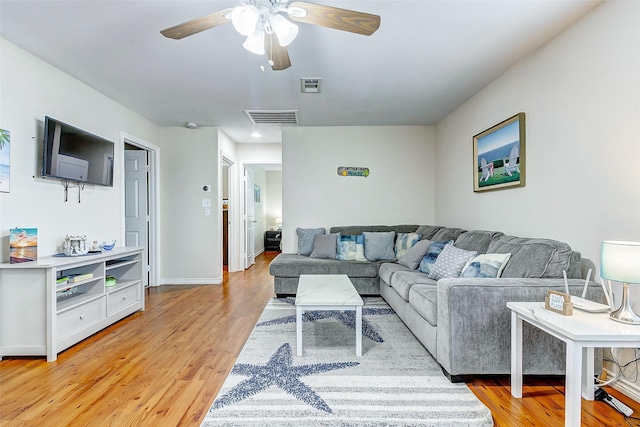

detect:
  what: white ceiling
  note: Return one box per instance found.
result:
[0,0,601,143]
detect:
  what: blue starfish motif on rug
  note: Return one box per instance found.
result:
[257,298,395,343]
[211,343,358,414]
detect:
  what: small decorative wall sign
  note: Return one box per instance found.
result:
[9,228,38,263]
[545,290,573,315]
[338,166,369,177]
[0,129,10,193]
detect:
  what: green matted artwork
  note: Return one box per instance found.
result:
[0,129,9,193]
[473,113,525,192]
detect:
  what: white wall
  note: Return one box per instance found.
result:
[282,126,435,252]
[159,127,221,284]
[435,0,640,399]
[0,38,159,259]
[435,0,640,276]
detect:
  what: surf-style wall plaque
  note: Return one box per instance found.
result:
[337,166,369,177]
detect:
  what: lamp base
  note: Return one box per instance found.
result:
[609,282,640,325]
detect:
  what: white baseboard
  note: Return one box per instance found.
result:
[604,368,640,403]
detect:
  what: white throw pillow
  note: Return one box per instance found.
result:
[461,253,512,278]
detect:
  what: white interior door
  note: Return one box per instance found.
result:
[124,149,149,287]
[245,167,255,268]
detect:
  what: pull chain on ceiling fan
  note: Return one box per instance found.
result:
[160,0,381,71]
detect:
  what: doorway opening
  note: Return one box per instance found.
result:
[123,135,159,287]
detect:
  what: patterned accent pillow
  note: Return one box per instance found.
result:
[363,231,396,261]
[428,244,477,280]
[394,232,422,259]
[296,227,325,256]
[461,253,512,278]
[418,241,451,275]
[337,234,366,261]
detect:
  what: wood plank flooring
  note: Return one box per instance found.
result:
[1,251,638,426]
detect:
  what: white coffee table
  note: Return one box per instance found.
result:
[508,301,640,427]
[295,274,364,356]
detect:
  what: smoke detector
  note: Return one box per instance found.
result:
[301,78,321,93]
[186,122,197,129]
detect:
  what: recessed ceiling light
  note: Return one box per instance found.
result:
[251,132,262,138]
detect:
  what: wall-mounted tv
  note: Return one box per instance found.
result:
[42,116,114,186]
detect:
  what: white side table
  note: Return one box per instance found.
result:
[508,301,640,427]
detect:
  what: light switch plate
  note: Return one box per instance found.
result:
[201,198,211,208]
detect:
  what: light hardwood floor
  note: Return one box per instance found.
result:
[1,251,638,426]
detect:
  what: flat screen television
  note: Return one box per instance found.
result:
[42,116,114,186]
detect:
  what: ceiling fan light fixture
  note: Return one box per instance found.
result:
[287,6,307,18]
[243,29,265,55]
[231,5,260,36]
[270,14,298,47]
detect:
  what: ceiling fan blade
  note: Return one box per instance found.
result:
[160,8,232,40]
[287,1,380,36]
[265,34,292,71]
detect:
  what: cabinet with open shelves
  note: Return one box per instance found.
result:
[0,247,144,361]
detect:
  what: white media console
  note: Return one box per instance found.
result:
[0,247,144,361]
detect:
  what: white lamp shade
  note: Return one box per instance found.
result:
[601,241,640,284]
[243,29,265,55]
[231,5,260,36]
[270,14,298,47]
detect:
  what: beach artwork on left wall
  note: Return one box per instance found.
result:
[0,129,10,193]
[10,228,38,263]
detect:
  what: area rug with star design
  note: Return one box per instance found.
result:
[201,297,493,426]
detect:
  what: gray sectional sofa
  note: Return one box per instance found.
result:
[269,224,604,380]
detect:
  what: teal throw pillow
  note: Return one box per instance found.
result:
[418,241,451,275]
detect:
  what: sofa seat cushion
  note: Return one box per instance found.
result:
[269,254,378,277]
[379,263,411,284]
[487,236,574,278]
[390,271,437,301]
[409,284,438,326]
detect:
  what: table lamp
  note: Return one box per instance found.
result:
[601,241,640,325]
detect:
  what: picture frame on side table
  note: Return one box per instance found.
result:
[473,113,525,192]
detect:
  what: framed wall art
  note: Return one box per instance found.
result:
[473,113,525,192]
[0,128,10,193]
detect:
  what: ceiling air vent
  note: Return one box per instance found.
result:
[301,78,321,93]
[244,110,299,125]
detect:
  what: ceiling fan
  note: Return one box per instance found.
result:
[160,0,381,71]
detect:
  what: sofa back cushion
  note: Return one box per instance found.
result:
[454,230,504,254]
[415,225,443,240]
[329,225,420,235]
[431,227,466,242]
[487,235,574,278]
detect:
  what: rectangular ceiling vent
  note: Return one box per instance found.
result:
[301,78,321,93]
[244,109,299,125]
